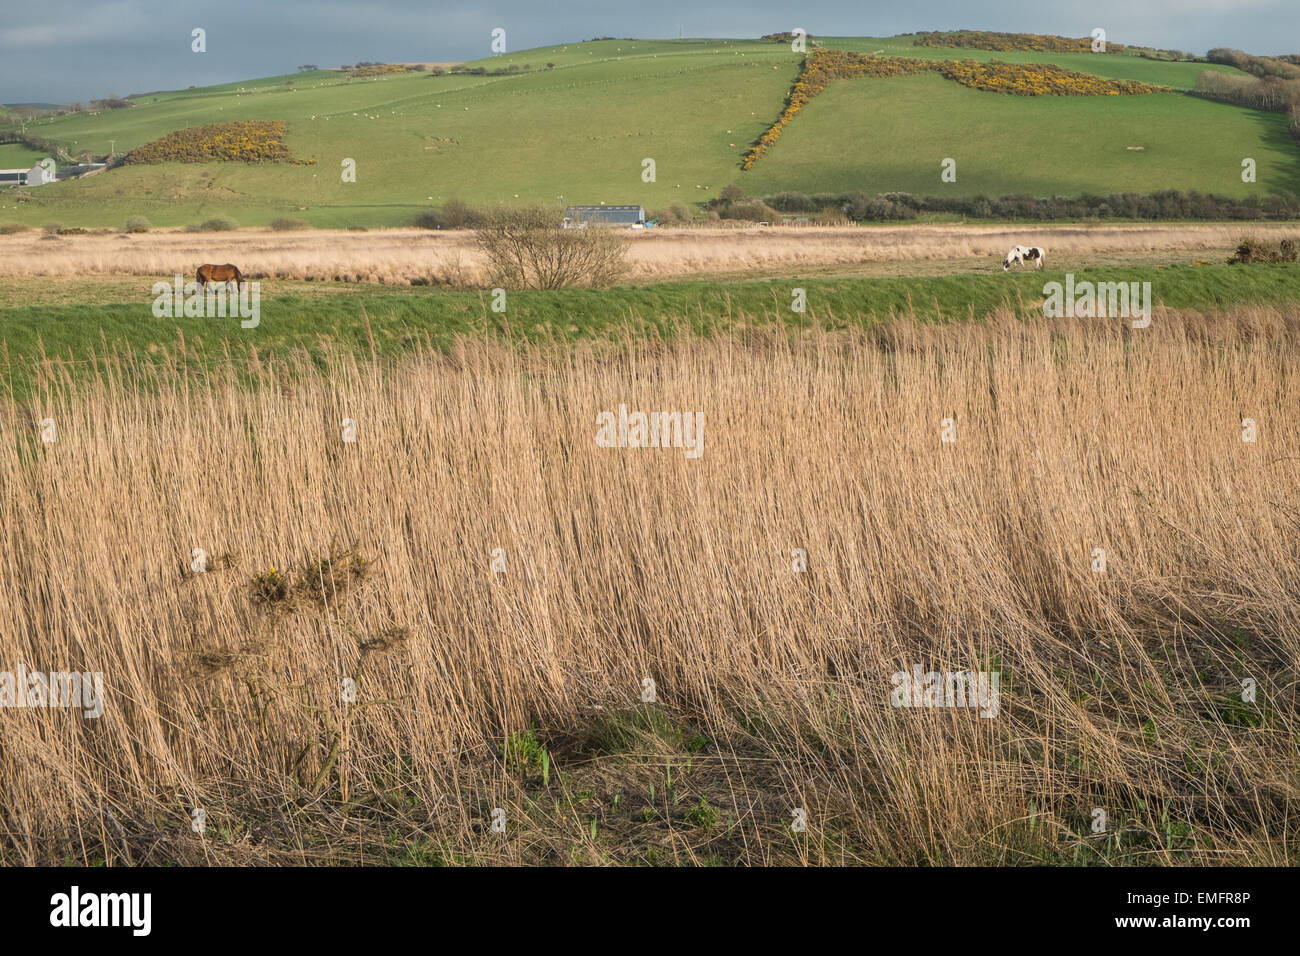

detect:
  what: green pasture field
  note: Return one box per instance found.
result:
[2,264,1297,400]
[0,37,1292,229]
[741,72,1300,198]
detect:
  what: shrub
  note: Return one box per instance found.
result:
[408,201,483,231]
[410,209,447,230]
[0,223,31,235]
[123,216,150,233]
[843,195,917,221]
[707,187,780,222]
[765,191,815,213]
[268,217,309,231]
[125,121,310,165]
[42,223,62,235]
[1227,236,1298,264]
[187,217,238,232]
[474,205,630,289]
[719,199,781,222]
[441,197,481,229]
[648,202,691,223]
[879,192,921,209]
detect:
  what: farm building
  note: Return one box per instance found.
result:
[562,204,645,228]
[0,158,56,187]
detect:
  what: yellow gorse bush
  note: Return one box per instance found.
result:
[937,59,1166,96]
[742,49,1167,169]
[912,30,1127,54]
[349,64,411,77]
[124,120,314,165]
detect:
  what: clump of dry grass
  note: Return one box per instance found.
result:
[1227,235,1298,264]
[1,304,1297,865]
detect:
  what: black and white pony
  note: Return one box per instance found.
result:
[1002,245,1045,271]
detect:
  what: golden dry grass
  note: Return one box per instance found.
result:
[0,222,1292,285]
[1,304,1298,865]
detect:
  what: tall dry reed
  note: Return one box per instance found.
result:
[1,304,1297,864]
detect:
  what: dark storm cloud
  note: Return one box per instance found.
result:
[0,0,1293,104]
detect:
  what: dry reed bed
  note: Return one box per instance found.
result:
[0,222,1292,283]
[1,305,1298,864]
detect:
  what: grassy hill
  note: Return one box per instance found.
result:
[741,72,1300,198]
[1,35,1295,228]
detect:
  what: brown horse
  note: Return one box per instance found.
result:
[196,263,244,290]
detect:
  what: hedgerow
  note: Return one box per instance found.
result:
[1207,48,1300,80]
[913,30,1125,54]
[124,121,313,165]
[742,49,1169,169]
[0,130,74,163]
[763,189,1300,222]
[760,32,813,44]
[347,63,414,77]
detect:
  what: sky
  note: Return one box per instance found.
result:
[1,0,1295,104]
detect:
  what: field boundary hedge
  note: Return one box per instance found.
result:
[912,30,1125,54]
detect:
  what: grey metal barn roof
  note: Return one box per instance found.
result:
[563,204,644,223]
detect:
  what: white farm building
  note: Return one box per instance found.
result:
[0,157,56,187]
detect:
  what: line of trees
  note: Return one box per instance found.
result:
[760,189,1300,222]
[1198,49,1300,142]
[1207,48,1300,80]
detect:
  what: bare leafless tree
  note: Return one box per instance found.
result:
[473,206,630,289]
